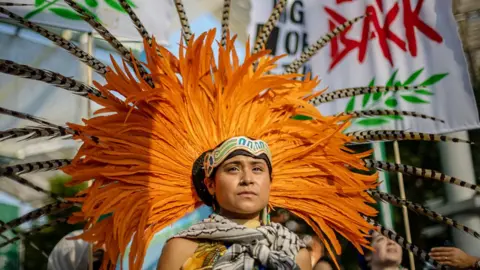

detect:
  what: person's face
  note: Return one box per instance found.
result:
[205,155,271,218]
[369,233,402,266]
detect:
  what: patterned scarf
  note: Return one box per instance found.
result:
[172,214,306,270]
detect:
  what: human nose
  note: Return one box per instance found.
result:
[240,170,254,185]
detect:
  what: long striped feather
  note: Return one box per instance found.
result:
[285,15,365,74]
[62,0,152,86]
[0,126,71,142]
[309,85,423,105]
[0,107,62,128]
[220,0,232,47]
[253,0,287,54]
[0,2,32,6]
[6,174,71,204]
[338,110,444,123]
[173,0,192,43]
[364,159,480,192]
[362,214,445,269]
[347,130,472,144]
[0,6,107,76]
[368,189,480,240]
[0,202,72,235]
[118,0,151,44]
[0,220,49,258]
[0,217,68,249]
[0,159,72,176]
[0,59,103,98]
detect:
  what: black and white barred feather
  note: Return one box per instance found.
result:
[0,220,49,258]
[369,189,480,239]
[0,202,72,235]
[253,0,287,54]
[339,110,444,123]
[220,0,231,47]
[0,217,68,249]
[118,0,151,44]
[284,15,365,74]
[309,85,424,105]
[0,6,107,75]
[347,130,472,144]
[0,59,103,98]
[0,159,72,176]
[365,159,480,192]
[62,0,152,86]
[0,126,70,142]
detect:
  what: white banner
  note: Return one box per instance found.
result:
[248,0,480,134]
[4,0,174,43]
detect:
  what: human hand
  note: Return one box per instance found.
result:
[429,247,478,269]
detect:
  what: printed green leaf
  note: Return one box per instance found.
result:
[25,0,58,19]
[73,2,102,22]
[346,96,356,113]
[362,94,371,107]
[85,0,99,8]
[384,97,398,108]
[104,0,127,13]
[385,115,403,120]
[414,89,434,96]
[292,115,313,121]
[372,92,382,101]
[126,0,137,8]
[35,0,46,6]
[356,117,389,126]
[49,7,83,20]
[362,78,375,107]
[401,95,429,104]
[420,73,448,86]
[386,70,398,87]
[394,81,402,86]
[403,68,424,85]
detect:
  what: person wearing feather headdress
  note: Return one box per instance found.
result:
[1,1,480,270]
[158,139,312,269]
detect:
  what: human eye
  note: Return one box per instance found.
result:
[226,166,240,173]
[252,166,265,173]
[376,237,385,243]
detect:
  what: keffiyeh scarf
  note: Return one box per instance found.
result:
[173,214,306,270]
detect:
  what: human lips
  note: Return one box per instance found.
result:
[237,191,257,196]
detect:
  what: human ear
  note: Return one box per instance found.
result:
[204,177,215,195]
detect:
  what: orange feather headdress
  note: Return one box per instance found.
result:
[62,29,378,269]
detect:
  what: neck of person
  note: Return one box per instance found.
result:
[371,262,401,270]
[219,209,261,228]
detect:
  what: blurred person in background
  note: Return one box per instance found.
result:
[429,246,480,269]
[359,231,406,270]
[48,230,106,270]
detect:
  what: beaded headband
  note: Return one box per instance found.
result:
[203,136,272,178]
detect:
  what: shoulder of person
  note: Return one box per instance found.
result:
[296,248,313,270]
[314,260,334,270]
[157,237,198,270]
